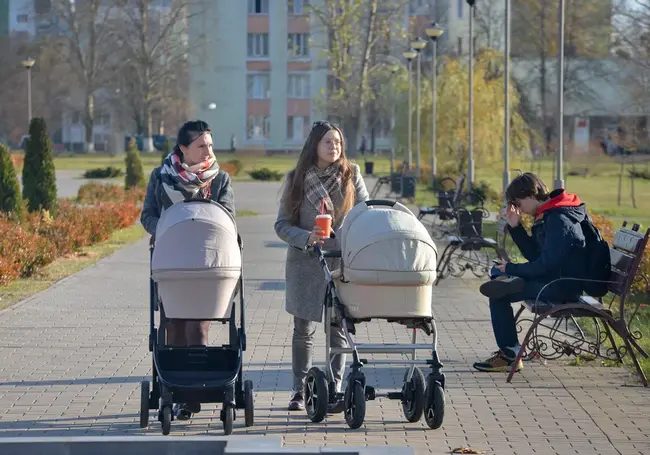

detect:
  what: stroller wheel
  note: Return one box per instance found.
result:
[424,376,445,430]
[139,381,150,429]
[161,406,172,435]
[305,367,328,423]
[344,380,366,429]
[401,367,425,423]
[222,405,234,435]
[244,380,254,427]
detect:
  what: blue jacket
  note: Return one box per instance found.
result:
[505,189,588,298]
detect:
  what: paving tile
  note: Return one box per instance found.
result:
[0,181,648,454]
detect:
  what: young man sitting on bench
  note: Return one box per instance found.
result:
[473,173,591,373]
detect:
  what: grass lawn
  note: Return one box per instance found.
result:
[0,224,146,312]
[42,150,650,224]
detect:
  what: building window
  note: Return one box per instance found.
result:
[247,116,271,139]
[288,0,309,15]
[287,116,310,141]
[457,0,463,18]
[247,33,269,58]
[247,73,271,99]
[248,0,269,14]
[288,33,309,58]
[287,74,310,98]
[16,14,28,23]
[457,37,463,55]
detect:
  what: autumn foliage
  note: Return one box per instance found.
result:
[0,183,144,286]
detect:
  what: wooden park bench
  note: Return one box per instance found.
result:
[506,221,650,387]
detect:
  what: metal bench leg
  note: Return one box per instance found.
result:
[513,305,525,323]
[626,332,649,359]
[507,315,542,383]
[602,322,624,364]
[621,329,649,387]
[434,243,456,286]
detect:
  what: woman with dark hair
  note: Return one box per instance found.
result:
[274,120,369,413]
[140,119,235,420]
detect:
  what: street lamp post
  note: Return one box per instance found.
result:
[426,23,444,189]
[22,57,36,129]
[555,0,566,190]
[403,49,418,171]
[411,37,427,179]
[503,0,511,195]
[466,0,476,189]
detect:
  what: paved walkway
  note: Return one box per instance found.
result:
[0,181,649,455]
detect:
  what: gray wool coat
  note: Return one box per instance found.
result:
[274,164,369,322]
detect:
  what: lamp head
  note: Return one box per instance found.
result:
[426,22,444,40]
[22,57,35,69]
[411,37,427,51]
[402,49,418,61]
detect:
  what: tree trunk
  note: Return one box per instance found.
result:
[349,1,378,159]
[142,103,154,152]
[84,93,95,153]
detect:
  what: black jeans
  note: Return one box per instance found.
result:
[489,280,580,353]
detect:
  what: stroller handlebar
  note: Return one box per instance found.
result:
[305,244,341,258]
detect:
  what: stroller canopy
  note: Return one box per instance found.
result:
[340,200,437,285]
[152,200,241,275]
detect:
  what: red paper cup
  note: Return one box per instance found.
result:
[315,214,332,238]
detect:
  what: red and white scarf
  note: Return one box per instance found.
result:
[160,151,220,204]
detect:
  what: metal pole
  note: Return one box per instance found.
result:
[407,59,413,169]
[468,3,475,188]
[416,52,422,179]
[431,41,438,189]
[555,0,565,190]
[27,68,32,126]
[391,99,396,174]
[503,0,511,195]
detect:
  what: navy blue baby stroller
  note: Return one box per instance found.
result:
[139,199,254,435]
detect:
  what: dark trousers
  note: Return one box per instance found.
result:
[489,280,579,353]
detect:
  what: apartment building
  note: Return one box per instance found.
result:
[188,0,439,153]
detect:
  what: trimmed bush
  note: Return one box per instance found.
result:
[125,137,145,189]
[225,159,243,176]
[161,138,173,165]
[0,182,143,286]
[77,182,145,204]
[83,166,123,179]
[0,144,24,220]
[22,118,57,212]
[10,154,24,170]
[249,167,283,181]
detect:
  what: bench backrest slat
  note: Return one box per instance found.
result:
[607,225,650,297]
[610,248,636,274]
[613,228,645,254]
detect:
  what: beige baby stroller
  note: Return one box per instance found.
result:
[140,199,254,436]
[305,199,445,430]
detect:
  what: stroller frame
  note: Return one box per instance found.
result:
[305,242,446,430]
[140,232,254,436]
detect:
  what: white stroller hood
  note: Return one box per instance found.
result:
[151,200,241,320]
[340,200,437,285]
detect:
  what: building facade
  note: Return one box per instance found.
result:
[188,0,441,153]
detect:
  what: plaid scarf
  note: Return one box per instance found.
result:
[304,163,342,214]
[160,151,220,204]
